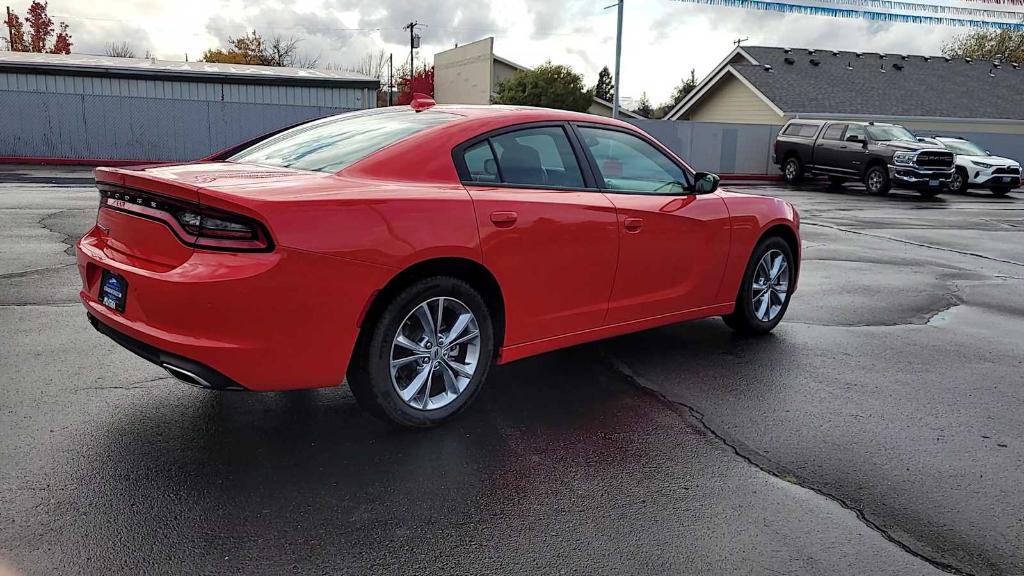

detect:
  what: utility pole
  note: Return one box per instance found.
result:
[6,7,15,51]
[608,1,624,119]
[388,53,394,106]
[404,21,420,79]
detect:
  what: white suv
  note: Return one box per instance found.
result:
[920,137,1021,196]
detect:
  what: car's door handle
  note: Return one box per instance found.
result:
[490,211,518,227]
[624,217,644,232]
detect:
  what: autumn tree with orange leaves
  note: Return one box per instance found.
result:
[3,1,72,54]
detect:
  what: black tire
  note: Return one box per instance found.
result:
[347,276,495,428]
[991,187,1012,197]
[949,168,969,194]
[827,176,845,187]
[783,156,804,184]
[864,165,891,195]
[722,236,795,335]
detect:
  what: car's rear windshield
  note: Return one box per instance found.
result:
[228,109,459,173]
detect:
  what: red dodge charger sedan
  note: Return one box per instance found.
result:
[77,101,800,427]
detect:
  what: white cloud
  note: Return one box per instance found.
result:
[46,0,968,104]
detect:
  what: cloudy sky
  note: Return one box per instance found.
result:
[43,0,968,106]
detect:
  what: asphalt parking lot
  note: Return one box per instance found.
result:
[1,166,1022,576]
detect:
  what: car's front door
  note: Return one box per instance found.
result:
[573,124,731,325]
[455,124,619,347]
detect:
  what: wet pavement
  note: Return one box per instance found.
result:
[1,166,1021,575]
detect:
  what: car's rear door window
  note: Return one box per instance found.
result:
[462,141,501,183]
[823,124,846,140]
[577,126,689,194]
[487,126,585,188]
[229,109,458,173]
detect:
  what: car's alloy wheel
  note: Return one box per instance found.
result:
[722,236,794,335]
[348,276,494,428]
[390,297,481,411]
[864,166,890,195]
[751,249,789,322]
[784,158,802,183]
[950,169,967,194]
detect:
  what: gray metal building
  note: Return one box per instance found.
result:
[0,52,379,163]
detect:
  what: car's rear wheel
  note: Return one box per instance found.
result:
[991,186,1012,197]
[783,157,804,184]
[949,168,969,194]
[722,236,794,335]
[864,166,891,195]
[348,277,494,428]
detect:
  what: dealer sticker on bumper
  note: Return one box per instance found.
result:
[100,271,127,312]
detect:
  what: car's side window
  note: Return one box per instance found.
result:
[463,141,500,183]
[845,125,866,142]
[577,126,689,194]
[488,126,585,188]
[823,124,846,141]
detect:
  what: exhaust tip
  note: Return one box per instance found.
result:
[163,363,216,389]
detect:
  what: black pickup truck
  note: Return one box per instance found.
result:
[774,120,955,196]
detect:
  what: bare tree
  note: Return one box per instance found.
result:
[105,41,135,58]
[343,49,389,80]
[265,35,300,67]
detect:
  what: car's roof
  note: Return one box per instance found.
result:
[367,103,636,129]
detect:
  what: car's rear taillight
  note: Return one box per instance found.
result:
[98,184,273,252]
[173,206,271,250]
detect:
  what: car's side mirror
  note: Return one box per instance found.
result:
[694,172,720,194]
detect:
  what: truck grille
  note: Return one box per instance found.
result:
[993,166,1021,175]
[915,151,954,168]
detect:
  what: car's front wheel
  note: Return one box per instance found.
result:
[949,168,969,194]
[864,166,891,195]
[722,236,795,335]
[348,277,494,428]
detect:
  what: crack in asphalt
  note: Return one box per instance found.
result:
[803,221,1024,268]
[0,302,77,308]
[78,376,175,391]
[38,209,83,257]
[0,263,75,280]
[602,354,971,576]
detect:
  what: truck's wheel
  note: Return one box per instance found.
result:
[949,168,969,194]
[783,157,804,184]
[864,166,891,195]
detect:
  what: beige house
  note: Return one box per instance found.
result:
[434,37,640,119]
[666,45,1024,137]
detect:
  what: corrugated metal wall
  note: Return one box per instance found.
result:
[0,71,373,162]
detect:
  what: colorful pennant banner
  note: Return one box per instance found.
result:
[672,0,1024,28]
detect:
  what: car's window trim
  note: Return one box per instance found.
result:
[452,121,600,193]
[822,123,848,141]
[569,122,696,196]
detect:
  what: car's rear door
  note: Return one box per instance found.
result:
[572,123,731,325]
[813,123,857,176]
[454,123,619,347]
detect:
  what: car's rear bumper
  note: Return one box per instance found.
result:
[889,166,953,190]
[77,225,393,391]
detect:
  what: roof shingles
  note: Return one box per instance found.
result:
[732,46,1024,121]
